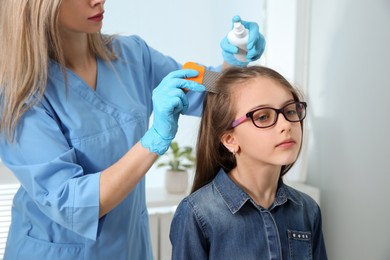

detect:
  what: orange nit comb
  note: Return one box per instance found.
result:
[182,62,221,93]
[182,62,205,84]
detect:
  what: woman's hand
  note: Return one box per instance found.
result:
[221,15,266,67]
[141,69,205,155]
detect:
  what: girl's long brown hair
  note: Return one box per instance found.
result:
[0,0,116,142]
[191,66,305,193]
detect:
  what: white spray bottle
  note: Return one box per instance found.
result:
[227,16,249,62]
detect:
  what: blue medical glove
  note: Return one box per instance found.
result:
[221,15,266,67]
[141,69,205,155]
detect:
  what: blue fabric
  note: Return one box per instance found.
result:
[0,35,205,260]
[170,169,328,260]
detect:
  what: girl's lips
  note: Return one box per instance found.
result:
[276,139,296,148]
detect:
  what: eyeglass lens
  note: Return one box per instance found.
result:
[251,102,306,128]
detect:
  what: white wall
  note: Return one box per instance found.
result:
[103,0,266,66]
[264,0,297,83]
[307,0,390,259]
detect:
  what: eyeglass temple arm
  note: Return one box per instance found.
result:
[231,115,248,128]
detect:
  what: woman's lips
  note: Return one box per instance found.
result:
[88,12,104,22]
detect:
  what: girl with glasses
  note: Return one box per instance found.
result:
[170,66,327,259]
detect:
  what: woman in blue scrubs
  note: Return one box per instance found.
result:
[0,0,265,259]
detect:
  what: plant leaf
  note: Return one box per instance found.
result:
[156,140,195,171]
[156,162,168,168]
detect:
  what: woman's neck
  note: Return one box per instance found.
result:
[60,29,94,70]
[59,30,97,90]
[229,161,281,209]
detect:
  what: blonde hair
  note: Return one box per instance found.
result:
[0,0,116,141]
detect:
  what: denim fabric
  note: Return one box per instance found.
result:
[170,169,327,260]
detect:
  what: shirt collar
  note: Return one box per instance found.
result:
[213,169,303,214]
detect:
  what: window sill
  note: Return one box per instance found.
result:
[146,187,188,212]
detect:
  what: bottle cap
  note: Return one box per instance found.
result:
[233,22,247,37]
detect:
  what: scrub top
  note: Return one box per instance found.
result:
[0,35,204,260]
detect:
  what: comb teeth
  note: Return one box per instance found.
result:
[202,70,221,93]
[182,61,221,93]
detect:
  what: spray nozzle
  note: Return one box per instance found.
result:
[232,22,247,38]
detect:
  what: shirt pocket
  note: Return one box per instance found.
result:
[17,234,85,260]
[287,230,313,260]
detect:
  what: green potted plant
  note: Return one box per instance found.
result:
[156,141,195,194]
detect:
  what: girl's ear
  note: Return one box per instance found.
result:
[221,131,239,154]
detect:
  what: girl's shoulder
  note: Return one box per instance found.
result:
[182,181,216,207]
[283,183,322,214]
[176,181,226,217]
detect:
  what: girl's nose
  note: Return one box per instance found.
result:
[276,113,292,133]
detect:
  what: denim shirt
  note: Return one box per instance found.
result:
[170,169,327,260]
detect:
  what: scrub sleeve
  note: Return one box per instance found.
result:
[0,35,205,260]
